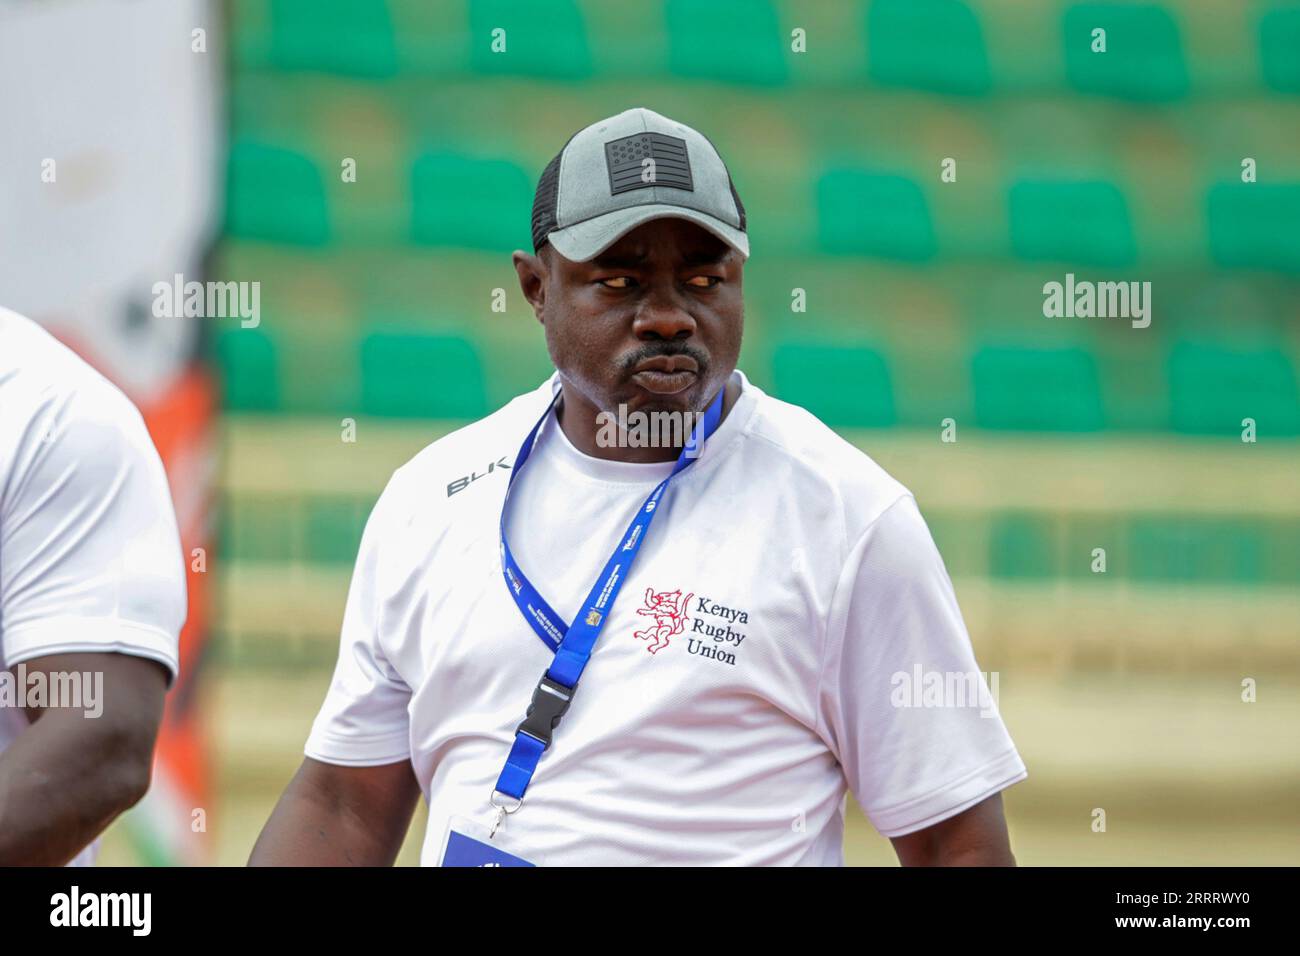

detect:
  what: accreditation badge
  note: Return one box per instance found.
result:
[439,814,542,867]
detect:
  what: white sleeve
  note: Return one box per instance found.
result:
[304,480,412,766]
[817,495,1027,838]
[0,382,185,681]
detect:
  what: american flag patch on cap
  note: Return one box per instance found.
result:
[604,132,693,195]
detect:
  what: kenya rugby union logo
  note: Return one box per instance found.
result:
[633,588,693,654]
[632,589,751,666]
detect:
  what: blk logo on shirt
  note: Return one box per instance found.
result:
[633,588,750,666]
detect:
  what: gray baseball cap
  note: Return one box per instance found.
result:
[530,107,749,263]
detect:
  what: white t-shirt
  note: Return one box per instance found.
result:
[0,308,186,865]
[306,370,1026,865]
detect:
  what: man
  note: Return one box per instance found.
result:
[0,308,186,865]
[252,107,1026,866]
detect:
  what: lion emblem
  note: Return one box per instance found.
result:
[632,588,694,654]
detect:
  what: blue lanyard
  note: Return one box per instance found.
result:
[492,386,725,814]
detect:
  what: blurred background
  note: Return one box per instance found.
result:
[2,0,1297,865]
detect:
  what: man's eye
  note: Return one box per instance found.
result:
[687,275,721,288]
[598,276,635,289]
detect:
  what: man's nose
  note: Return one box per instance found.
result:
[631,284,696,340]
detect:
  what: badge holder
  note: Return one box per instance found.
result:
[439,801,542,867]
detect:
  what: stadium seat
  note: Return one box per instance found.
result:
[268,0,398,77]
[1127,516,1264,584]
[1206,183,1300,273]
[305,497,370,565]
[1259,6,1300,92]
[221,497,297,564]
[1168,342,1300,435]
[1062,3,1188,101]
[1008,179,1135,266]
[771,342,895,427]
[216,327,281,412]
[816,169,936,261]
[1264,518,1300,584]
[972,346,1105,431]
[360,331,488,418]
[665,0,787,86]
[410,152,533,250]
[866,0,991,95]
[226,140,330,246]
[467,0,591,79]
[989,513,1059,579]
[1062,514,1126,578]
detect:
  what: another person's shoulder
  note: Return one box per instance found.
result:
[739,375,913,542]
[0,308,184,675]
[0,308,158,483]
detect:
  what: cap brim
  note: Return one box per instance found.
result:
[546,205,750,262]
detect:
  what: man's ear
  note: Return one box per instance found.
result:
[512,249,547,325]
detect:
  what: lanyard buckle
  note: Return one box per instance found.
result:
[516,675,574,749]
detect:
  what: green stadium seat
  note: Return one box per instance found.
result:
[866,0,991,95]
[226,140,330,246]
[771,342,895,427]
[816,169,936,261]
[1168,342,1300,435]
[217,327,281,412]
[410,152,533,250]
[1127,517,1264,584]
[1259,7,1300,92]
[1008,179,1135,266]
[1061,3,1188,101]
[220,497,297,564]
[1062,514,1126,578]
[1263,519,1300,584]
[1206,183,1300,273]
[972,346,1105,431]
[467,0,591,79]
[305,497,370,565]
[665,0,787,86]
[269,0,398,77]
[989,513,1059,579]
[360,331,488,418]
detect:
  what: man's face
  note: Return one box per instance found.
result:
[521,217,744,417]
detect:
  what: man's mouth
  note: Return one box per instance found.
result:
[630,355,699,395]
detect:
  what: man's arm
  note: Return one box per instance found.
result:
[249,757,421,866]
[889,792,1015,866]
[0,652,168,865]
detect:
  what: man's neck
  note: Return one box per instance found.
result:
[556,376,740,464]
